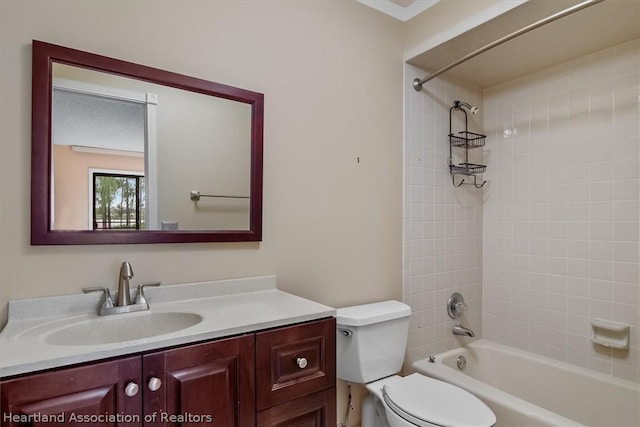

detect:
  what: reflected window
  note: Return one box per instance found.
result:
[92,173,145,230]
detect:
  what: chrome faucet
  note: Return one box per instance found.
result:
[83,261,160,316]
[448,293,475,337]
[452,324,475,337]
[117,261,134,306]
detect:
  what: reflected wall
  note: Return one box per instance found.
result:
[52,64,251,232]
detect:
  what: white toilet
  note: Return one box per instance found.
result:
[336,300,496,427]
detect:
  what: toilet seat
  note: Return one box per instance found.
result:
[382,373,496,427]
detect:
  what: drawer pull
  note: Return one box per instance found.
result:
[124,382,139,397]
[296,357,308,369]
[148,377,162,391]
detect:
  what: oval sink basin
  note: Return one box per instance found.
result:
[44,312,203,346]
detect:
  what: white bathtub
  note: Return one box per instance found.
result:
[413,340,640,427]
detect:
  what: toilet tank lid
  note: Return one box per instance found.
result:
[336,300,411,326]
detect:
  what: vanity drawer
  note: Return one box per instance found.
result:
[256,317,336,410]
[257,388,337,427]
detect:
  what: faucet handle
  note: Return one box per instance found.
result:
[135,282,161,306]
[83,287,114,309]
[447,292,468,319]
[454,301,467,313]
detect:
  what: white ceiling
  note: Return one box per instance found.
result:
[407,0,640,88]
[357,0,440,21]
[53,89,145,153]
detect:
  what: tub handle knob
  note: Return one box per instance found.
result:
[448,292,468,319]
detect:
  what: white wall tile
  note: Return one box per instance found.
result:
[482,41,640,383]
[404,65,484,362]
[406,41,639,383]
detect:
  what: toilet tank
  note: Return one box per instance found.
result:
[336,300,411,383]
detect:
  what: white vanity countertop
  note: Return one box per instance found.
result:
[0,276,335,378]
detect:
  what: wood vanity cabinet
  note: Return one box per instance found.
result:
[142,334,255,427]
[0,317,336,427]
[0,356,142,426]
[0,335,254,427]
[256,318,336,427]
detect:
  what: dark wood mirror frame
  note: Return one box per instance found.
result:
[31,40,263,245]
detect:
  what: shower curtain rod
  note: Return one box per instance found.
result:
[412,0,605,91]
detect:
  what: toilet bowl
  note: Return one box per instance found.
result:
[367,374,495,427]
[336,300,495,427]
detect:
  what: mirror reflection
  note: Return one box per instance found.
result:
[51,64,252,232]
[32,40,263,244]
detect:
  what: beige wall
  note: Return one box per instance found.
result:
[155,87,252,230]
[1,0,403,313]
[1,1,402,424]
[53,145,144,230]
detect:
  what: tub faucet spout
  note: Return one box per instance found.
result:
[452,324,475,337]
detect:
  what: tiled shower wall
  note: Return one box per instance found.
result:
[482,39,640,383]
[403,64,484,366]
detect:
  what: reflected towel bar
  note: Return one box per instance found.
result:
[190,190,250,201]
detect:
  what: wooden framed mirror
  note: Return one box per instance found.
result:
[31,40,263,245]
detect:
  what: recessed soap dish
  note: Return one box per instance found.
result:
[590,319,630,350]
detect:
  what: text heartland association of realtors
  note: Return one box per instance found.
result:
[3,411,213,424]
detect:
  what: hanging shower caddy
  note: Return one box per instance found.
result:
[448,100,486,188]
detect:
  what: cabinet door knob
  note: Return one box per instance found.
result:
[148,377,162,391]
[124,382,139,397]
[296,357,308,369]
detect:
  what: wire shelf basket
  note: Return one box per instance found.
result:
[449,163,486,176]
[448,131,486,149]
[448,102,487,188]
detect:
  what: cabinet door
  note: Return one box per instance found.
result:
[257,388,336,427]
[0,356,141,427]
[256,318,336,410]
[142,334,254,427]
